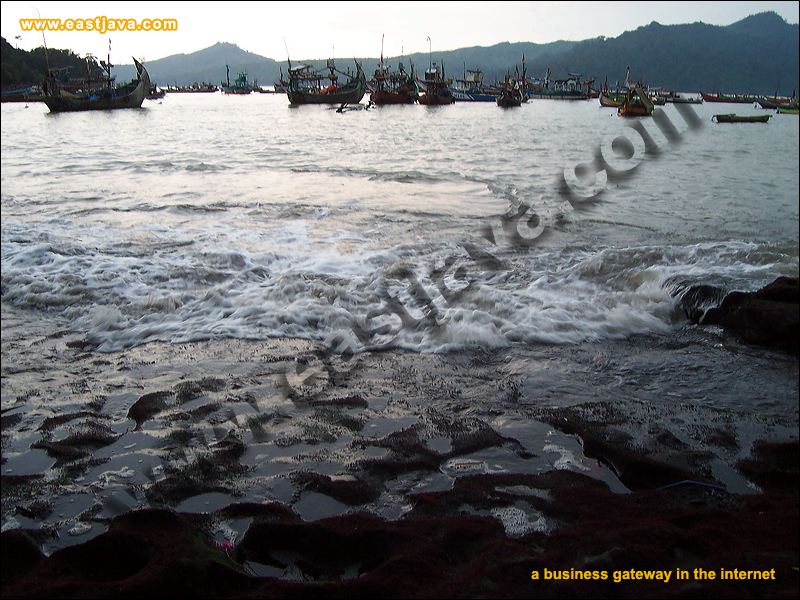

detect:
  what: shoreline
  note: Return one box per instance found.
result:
[1,308,798,596]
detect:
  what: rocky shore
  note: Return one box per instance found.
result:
[1,278,798,598]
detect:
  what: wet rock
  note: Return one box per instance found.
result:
[5,471,797,598]
[536,403,702,490]
[737,441,799,493]
[37,411,97,432]
[0,530,44,586]
[127,391,173,429]
[174,381,203,403]
[198,377,226,392]
[310,394,369,409]
[1,412,23,431]
[292,472,380,505]
[676,283,727,323]
[702,277,800,354]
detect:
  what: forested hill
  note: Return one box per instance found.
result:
[3,12,798,94]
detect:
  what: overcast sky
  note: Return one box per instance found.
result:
[2,1,798,63]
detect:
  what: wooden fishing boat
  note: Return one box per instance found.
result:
[599,92,624,107]
[418,63,454,105]
[712,113,771,123]
[146,85,166,100]
[452,68,495,102]
[527,68,593,100]
[287,59,366,105]
[700,91,759,104]
[618,85,654,117]
[0,84,42,103]
[42,57,149,113]
[496,76,523,108]
[665,93,702,104]
[273,67,289,93]
[166,83,218,93]
[221,66,253,94]
[776,106,799,115]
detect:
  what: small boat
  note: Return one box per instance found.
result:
[287,59,367,105]
[618,85,654,117]
[712,113,771,123]
[599,91,624,107]
[665,93,702,104]
[418,62,455,106]
[42,57,149,113]
[167,83,218,93]
[701,91,759,104]
[221,66,253,95]
[527,68,593,100]
[776,106,799,115]
[146,85,166,100]
[496,75,523,108]
[452,67,496,102]
[370,38,418,106]
[273,67,289,93]
[0,84,42,103]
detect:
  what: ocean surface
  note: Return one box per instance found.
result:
[1,93,799,551]
[2,95,797,353]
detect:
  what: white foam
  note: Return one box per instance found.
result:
[3,226,796,354]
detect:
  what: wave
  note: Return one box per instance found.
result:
[4,232,794,353]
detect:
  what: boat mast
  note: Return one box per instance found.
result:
[426,36,432,69]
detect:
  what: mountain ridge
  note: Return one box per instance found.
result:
[3,12,797,94]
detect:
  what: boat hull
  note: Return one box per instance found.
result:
[528,92,589,100]
[452,91,496,102]
[287,64,367,106]
[418,92,455,105]
[701,92,758,103]
[43,59,150,113]
[599,93,623,107]
[712,114,771,123]
[497,97,522,108]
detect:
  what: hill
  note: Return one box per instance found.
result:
[3,12,797,94]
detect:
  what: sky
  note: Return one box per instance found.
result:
[2,1,798,63]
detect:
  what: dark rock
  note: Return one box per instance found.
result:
[127,391,173,429]
[291,471,380,505]
[1,530,44,586]
[703,277,800,354]
[737,441,799,493]
[676,283,727,323]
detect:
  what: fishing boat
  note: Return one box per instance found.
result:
[665,92,702,104]
[418,63,455,105]
[370,61,418,105]
[451,67,496,102]
[273,67,289,93]
[1,84,42,103]
[528,68,593,100]
[221,66,253,94]
[598,70,628,107]
[712,113,771,123]
[167,83,218,93]
[369,37,418,105]
[599,91,624,107]
[618,85,654,117]
[776,105,799,115]
[42,57,149,113]
[496,75,523,108]
[287,59,366,105]
[700,91,759,104]
[146,85,166,100]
